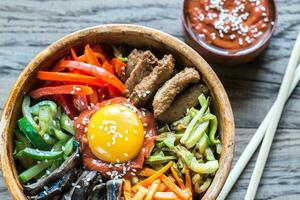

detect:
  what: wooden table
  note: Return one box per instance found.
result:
[0,0,299,199]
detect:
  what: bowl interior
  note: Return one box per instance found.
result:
[0,25,235,200]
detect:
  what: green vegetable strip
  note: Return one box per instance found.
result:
[60,113,75,135]
[175,145,219,174]
[190,159,219,174]
[18,147,63,161]
[163,133,176,149]
[197,178,212,193]
[185,121,209,149]
[196,133,211,154]
[172,107,198,131]
[43,134,58,145]
[204,147,216,161]
[180,94,209,144]
[22,96,39,131]
[18,161,52,184]
[53,129,71,141]
[208,114,220,144]
[216,143,222,154]
[14,130,31,148]
[39,105,51,135]
[30,100,57,116]
[15,141,35,169]
[63,137,74,156]
[18,117,51,150]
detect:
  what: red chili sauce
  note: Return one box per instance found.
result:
[75,97,156,179]
[186,0,274,51]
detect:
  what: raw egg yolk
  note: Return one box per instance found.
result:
[87,104,144,163]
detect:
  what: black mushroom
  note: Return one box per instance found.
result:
[129,54,175,107]
[125,50,158,93]
[70,171,103,200]
[106,179,123,200]
[35,168,79,200]
[152,67,200,118]
[24,148,81,196]
[157,83,209,123]
[87,183,106,200]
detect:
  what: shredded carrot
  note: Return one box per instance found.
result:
[138,168,156,177]
[161,176,190,200]
[170,167,185,189]
[185,169,192,192]
[157,183,167,192]
[85,44,101,67]
[132,186,148,200]
[102,60,115,74]
[132,161,172,191]
[153,192,179,200]
[145,179,161,200]
[78,55,87,62]
[124,179,132,200]
[70,48,79,61]
[92,44,108,63]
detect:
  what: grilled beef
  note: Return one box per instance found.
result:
[125,50,158,93]
[129,55,175,107]
[153,67,200,118]
[157,83,209,123]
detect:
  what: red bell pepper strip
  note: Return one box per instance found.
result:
[88,87,99,105]
[111,58,126,77]
[108,85,121,98]
[30,85,94,99]
[70,48,79,61]
[102,60,115,74]
[37,71,106,87]
[92,44,109,62]
[73,95,89,112]
[57,60,126,93]
[85,44,101,67]
[51,95,77,119]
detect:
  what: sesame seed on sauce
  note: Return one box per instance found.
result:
[187,0,273,49]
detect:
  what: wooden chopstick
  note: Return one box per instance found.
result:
[244,32,300,200]
[217,33,300,200]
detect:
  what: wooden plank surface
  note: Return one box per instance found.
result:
[0,0,299,199]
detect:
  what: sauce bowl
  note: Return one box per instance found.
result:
[182,0,277,65]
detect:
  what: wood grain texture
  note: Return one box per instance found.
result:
[0,0,299,199]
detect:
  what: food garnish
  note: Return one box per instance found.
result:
[14,45,221,199]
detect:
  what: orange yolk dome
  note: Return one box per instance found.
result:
[87,104,145,163]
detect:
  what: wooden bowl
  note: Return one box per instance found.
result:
[0,24,235,200]
[182,0,277,66]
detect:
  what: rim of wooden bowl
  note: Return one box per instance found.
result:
[0,24,235,200]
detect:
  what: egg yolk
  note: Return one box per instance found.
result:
[87,104,144,163]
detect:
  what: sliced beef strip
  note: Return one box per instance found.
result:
[152,67,200,118]
[157,83,209,123]
[129,54,175,107]
[125,49,144,80]
[125,50,158,93]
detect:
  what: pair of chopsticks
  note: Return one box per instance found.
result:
[218,32,300,200]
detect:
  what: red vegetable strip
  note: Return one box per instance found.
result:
[30,85,93,99]
[108,85,121,98]
[78,55,87,62]
[70,48,79,61]
[92,44,109,62]
[73,95,89,112]
[111,58,126,77]
[102,60,115,74]
[37,71,106,87]
[57,60,126,93]
[85,44,101,67]
[88,87,99,105]
[51,95,77,119]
